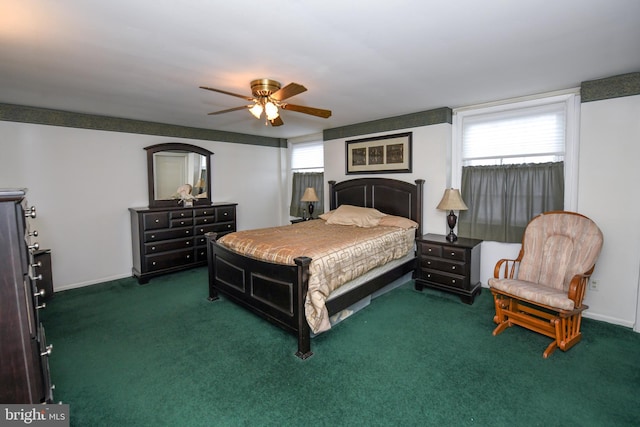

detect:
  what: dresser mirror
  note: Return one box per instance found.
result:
[145,143,213,208]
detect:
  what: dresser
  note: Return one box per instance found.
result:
[0,189,54,403]
[414,233,483,304]
[129,203,237,284]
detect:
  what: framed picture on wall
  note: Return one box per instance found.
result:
[345,132,412,174]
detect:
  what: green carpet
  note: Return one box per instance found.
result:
[42,268,640,426]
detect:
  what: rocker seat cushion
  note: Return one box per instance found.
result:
[488,277,575,310]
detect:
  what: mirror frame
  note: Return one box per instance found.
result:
[145,143,213,208]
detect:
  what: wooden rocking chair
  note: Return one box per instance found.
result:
[488,211,603,358]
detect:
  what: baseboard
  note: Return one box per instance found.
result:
[54,273,133,293]
[583,311,635,329]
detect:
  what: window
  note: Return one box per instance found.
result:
[452,92,579,242]
[289,139,324,217]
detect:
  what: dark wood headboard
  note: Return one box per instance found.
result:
[328,178,424,236]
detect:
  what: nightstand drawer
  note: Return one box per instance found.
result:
[421,270,467,289]
[420,257,465,275]
[441,246,466,261]
[418,243,442,257]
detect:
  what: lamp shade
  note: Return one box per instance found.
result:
[436,188,468,211]
[300,187,319,202]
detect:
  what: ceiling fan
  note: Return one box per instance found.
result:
[200,79,332,126]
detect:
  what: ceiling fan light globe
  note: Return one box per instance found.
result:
[265,101,279,120]
[249,104,263,119]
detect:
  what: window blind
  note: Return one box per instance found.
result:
[291,141,324,170]
[462,102,566,164]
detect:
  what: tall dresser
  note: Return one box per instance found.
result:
[0,189,54,403]
[129,203,237,284]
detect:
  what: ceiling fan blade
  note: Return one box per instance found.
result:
[271,83,307,101]
[207,105,250,115]
[281,103,332,118]
[270,116,284,126]
[200,86,254,101]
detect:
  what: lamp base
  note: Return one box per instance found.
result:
[446,210,458,242]
[308,202,314,219]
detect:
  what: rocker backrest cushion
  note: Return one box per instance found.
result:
[517,212,603,291]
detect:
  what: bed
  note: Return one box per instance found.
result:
[206,177,424,359]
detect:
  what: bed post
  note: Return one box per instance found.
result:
[294,256,313,359]
[415,179,425,236]
[206,232,220,301]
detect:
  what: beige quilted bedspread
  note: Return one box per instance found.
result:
[218,220,415,333]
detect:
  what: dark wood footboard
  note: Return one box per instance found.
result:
[207,233,314,359]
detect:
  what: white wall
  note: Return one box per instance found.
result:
[0,121,284,291]
[323,124,452,236]
[578,94,640,329]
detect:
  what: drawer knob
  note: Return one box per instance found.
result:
[28,230,38,237]
[452,280,456,284]
[186,241,190,245]
[152,261,157,266]
[28,242,40,251]
[31,274,43,281]
[41,344,53,357]
[31,261,42,268]
[155,219,160,223]
[224,212,228,216]
[34,288,45,298]
[451,266,456,270]
[451,252,455,256]
[203,219,208,223]
[25,206,37,218]
[37,302,46,310]
[186,230,190,234]
[151,234,156,239]
[151,246,156,251]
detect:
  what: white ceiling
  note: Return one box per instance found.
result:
[1,0,639,140]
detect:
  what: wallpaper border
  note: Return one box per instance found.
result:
[0,103,286,148]
[323,107,452,141]
[581,72,640,103]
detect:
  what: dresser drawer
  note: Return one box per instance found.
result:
[143,212,170,230]
[194,207,215,217]
[171,218,193,228]
[145,249,195,271]
[420,257,465,275]
[421,270,467,290]
[144,227,192,242]
[194,216,215,226]
[215,207,235,222]
[196,222,235,235]
[145,237,194,254]
[170,210,191,219]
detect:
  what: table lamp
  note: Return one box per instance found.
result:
[436,188,468,242]
[300,187,319,219]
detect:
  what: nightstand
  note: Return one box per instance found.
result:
[290,218,318,224]
[414,233,483,304]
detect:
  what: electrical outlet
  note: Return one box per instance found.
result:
[589,279,599,291]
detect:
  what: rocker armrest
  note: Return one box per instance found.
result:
[567,265,596,307]
[493,258,521,279]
